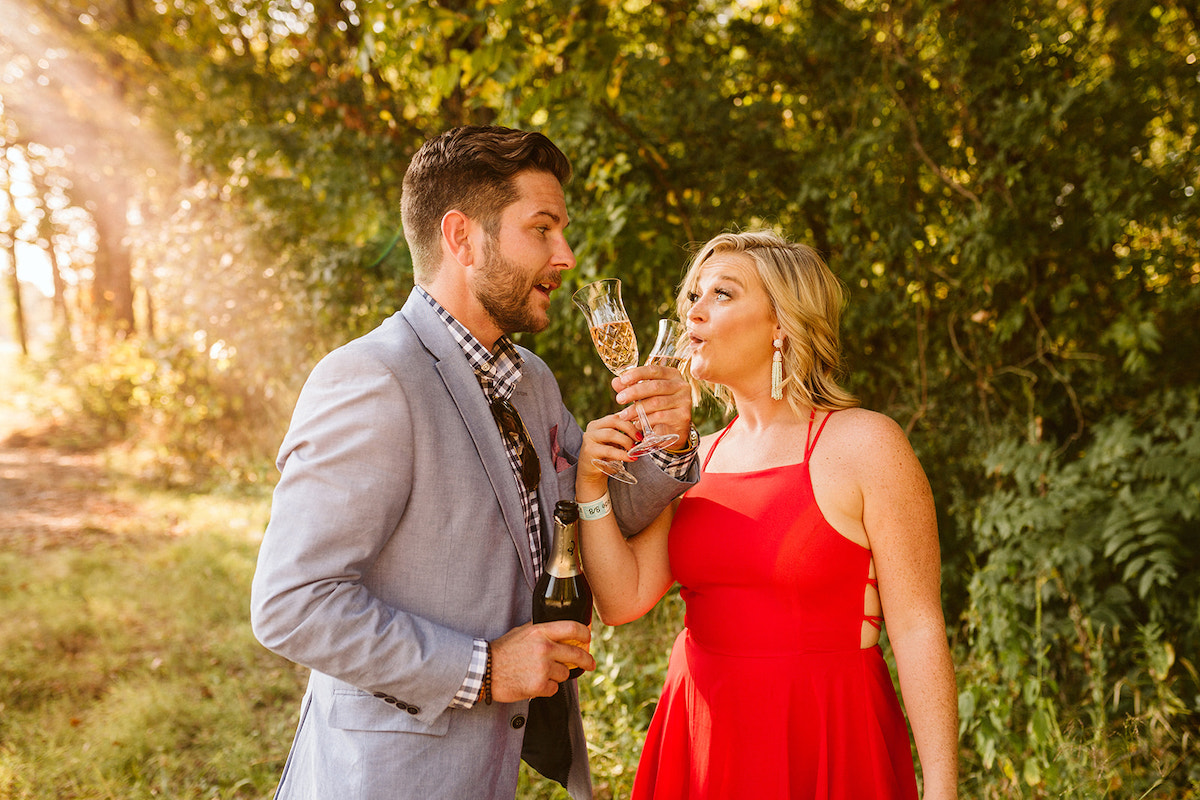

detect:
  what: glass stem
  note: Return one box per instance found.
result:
[634,400,654,440]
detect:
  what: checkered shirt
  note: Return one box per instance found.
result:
[418,288,696,707]
[419,288,543,708]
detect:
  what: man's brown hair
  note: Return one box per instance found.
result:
[401,125,572,283]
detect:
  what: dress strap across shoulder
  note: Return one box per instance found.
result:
[804,409,834,461]
[702,416,738,472]
[705,410,836,472]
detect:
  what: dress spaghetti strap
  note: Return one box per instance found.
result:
[804,409,834,461]
[702,417,739,472]
[864,577,884,630]
[706,410,836,472]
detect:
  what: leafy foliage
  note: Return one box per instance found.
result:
[45,330,284,485]
[959,388,1200,795]
[3,0,1198,795]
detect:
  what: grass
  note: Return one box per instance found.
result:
[0,473,680,800]
[0,484,305,800]
[0,350,678,799]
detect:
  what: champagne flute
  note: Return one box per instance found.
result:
[628,318,689,457]
[572,279,678,484]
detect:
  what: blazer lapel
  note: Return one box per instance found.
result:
[400,292,539,588]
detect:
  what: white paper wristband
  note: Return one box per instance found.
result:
[577,492,613,521]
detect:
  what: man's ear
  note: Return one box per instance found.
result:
[440,210,475,266]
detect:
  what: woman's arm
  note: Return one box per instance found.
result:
[858,414,959,800]
[575,414,678,625]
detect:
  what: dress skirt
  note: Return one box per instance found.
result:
[631,630,918,800]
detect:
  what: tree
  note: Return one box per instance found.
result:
[0,143,29,355]
[3,0,1198,792]
[0,2,142,335]
[26,147,76,335]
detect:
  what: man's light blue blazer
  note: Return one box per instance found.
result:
[250,289,695,800]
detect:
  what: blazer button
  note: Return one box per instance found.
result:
[406,705,420,715]
[510,714,526,730]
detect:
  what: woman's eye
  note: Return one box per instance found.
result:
[686,292,699,302]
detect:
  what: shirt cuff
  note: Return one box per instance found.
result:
[649,444,697,480]
[449,638,489,709]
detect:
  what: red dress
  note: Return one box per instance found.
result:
[631,413,919,800]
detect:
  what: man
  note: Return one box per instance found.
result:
[250,125,698,800]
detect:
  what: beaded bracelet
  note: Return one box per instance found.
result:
[482,642,493,706]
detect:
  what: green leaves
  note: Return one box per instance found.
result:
[961,387,1200,794]
[8,2,1199,793]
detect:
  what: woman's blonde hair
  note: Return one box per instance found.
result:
[676,229,859,417]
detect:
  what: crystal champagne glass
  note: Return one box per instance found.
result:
[572,279,679,484]
[628,318,689,456]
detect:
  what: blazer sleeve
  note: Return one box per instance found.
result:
[611,429,699,536]
[533,358,698,536]
[250,343,475,721]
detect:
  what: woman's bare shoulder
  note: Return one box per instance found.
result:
[826,407,909,445]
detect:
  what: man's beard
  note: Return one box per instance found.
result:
[473,235,550,335]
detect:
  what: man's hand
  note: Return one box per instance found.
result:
[611,364,692,446]
[488,621,595,703]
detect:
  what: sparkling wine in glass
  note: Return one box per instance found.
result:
[628,319,689,456]
[643,318,689,369]
[572,279,678,484]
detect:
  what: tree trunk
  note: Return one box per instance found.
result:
[1,150,29,356]
[45,235,73,340]
[3,238,28,357]
[87,172,135,336]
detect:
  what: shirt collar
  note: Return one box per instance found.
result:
[417,286,524,400]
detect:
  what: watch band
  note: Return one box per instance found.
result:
[665,425,700,455]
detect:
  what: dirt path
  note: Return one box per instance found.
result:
[0,379,141,554]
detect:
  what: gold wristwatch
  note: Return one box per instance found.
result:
[665,425,700,455]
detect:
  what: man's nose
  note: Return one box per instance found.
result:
[553,237,576,271]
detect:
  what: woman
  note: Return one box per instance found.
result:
[576,230,958,799]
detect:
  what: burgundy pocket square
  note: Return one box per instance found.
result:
[548,424,572,472]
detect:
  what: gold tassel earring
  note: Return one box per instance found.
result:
[771,338,784,400]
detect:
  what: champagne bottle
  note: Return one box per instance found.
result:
[532,501,594,679]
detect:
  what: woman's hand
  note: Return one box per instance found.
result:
[578,414,641,494]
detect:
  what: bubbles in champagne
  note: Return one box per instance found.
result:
[589,321,638,374]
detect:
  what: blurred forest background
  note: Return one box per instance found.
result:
[1,0,1198,797]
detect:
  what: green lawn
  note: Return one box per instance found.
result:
[0,406,676,799]
[0,476,302,799]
